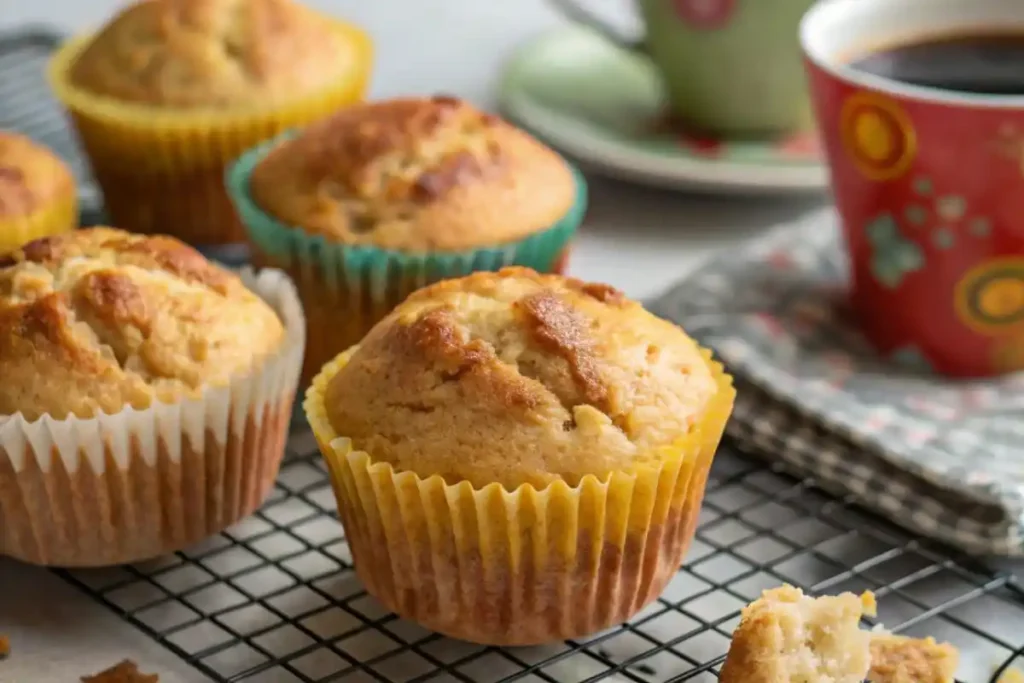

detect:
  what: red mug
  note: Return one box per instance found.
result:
[802,0,1024,377]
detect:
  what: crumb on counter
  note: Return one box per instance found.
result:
[80,660,159,683]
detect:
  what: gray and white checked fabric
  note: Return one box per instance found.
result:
[652,209,1024,556]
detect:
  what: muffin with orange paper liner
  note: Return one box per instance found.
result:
[0,132,77,251]
[304,267,734,645]
[47,0,372,245]
[0,228,304,567]
[229,95,586,385]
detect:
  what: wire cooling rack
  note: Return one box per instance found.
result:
[3,26,1024,683]
[55,430,1024,683]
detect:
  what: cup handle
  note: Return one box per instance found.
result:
[546,0,643,51]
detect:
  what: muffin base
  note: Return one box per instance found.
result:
[0,268,305,567]
[47,24,372,245]
[0,190,77,253]
[305,346,735,646]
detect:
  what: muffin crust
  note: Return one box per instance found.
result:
[0,227,284,420]
[249,96,576,251]
[0,132,74,218]
[323,268,719,489]
[68,0,360,108]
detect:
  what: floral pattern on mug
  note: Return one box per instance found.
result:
[671,0,737,30]
[890,345,935,374]
[954,258,1024,336]
[865,213,924,288]
[840,92,917,181]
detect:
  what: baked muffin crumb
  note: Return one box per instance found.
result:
[81,660,158,683]
[869,634,959,683]
[324,267,719,489]
[999,668,1024,683]
[718,584,877,683]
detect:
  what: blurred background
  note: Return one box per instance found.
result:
[0,0,818,301]
[2,1,636,109]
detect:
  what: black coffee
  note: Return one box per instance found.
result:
[849,32,1024,95]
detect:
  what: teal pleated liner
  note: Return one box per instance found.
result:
[226,135,588,384]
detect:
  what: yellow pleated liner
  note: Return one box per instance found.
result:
[46,22,373,244]
[0,189,78,252]
[305,345,736,646]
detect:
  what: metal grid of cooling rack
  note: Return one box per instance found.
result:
[55,430,1024,683]
[3,26,1024,683]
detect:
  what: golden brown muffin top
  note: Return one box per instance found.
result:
[249,96,577,251]
[323,268,719,489]
[68,0,361,108]
[0,227,285,420]
[0,132,74,219]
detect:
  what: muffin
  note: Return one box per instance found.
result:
[229,95,586,384]
[0,132,77,251]
[47,0,373,245]
[0,228,304,567]
[304,268,734,645]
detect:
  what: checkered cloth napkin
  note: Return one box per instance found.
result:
[651,209,1024,556]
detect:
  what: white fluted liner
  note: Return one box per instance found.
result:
[0,267,306,567]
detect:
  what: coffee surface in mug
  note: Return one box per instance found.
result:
[849,32,1024,95]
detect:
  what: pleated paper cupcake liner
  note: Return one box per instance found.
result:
[46,24,372,245]
[0,268,306,567]
[304,346,735,645]
[0,190,78,252]
[228,137,587,384]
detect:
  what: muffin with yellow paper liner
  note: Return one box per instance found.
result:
[229,95,585,385]
[47,0,372,246]
[0,132,77,251]
[0,227,304,567]
[304,267,734,645]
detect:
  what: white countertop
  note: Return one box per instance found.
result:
[1,1,1020,682]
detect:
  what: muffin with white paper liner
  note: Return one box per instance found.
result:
[0,228,305,567]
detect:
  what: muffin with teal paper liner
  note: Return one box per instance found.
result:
[227,95,586,384]
[304,268,735,645]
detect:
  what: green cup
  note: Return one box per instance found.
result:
[548,0,817,137]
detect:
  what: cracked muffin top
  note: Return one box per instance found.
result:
[0,132,75,219]
[249,96,577,251]
[67,0,363,108]
[322,268,720,489]
[0,227,284,420]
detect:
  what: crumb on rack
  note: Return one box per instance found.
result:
[0,634,9,659]
[80,660,159,683]
[998,668,1024,683]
